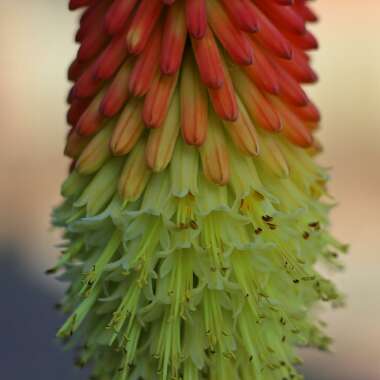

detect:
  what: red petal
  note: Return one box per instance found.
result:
[94,25,129,80]
[126,0,163,55]
[76,90,106,136]
[128,23,162,96]
[143,72,179,128]
[186,0,207,39]
[234,70,282,132]
[208,63,239,121]
[256,1,306,35]
[250,5,293,59]
[191,26,225,88]
[100,62,132,117]
[243,41,280,95]
[220,0,259,33]
[161,2,187,75]
[73,63,103,99]
[271,97,313,147]
[207,0,253,65]
[180,52,208,146]
[105,0,138,35]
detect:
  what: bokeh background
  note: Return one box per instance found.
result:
[1,1,379,379]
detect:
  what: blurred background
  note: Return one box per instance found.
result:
[0,1,379,379]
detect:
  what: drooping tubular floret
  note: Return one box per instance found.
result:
[52,1,346,379]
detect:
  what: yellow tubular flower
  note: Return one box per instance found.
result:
[51,1,347,379]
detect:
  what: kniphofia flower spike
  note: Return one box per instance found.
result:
[52,1,347,379]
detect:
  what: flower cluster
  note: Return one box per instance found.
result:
[52,1,346,379]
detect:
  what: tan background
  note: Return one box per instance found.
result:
[0,1,379,378]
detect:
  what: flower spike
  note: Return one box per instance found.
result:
[52,1,346,379]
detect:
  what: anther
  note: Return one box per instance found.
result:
[254,191,264,200]
[309,221,320,229]
[190,220,198,230]
[45,267,58,275]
